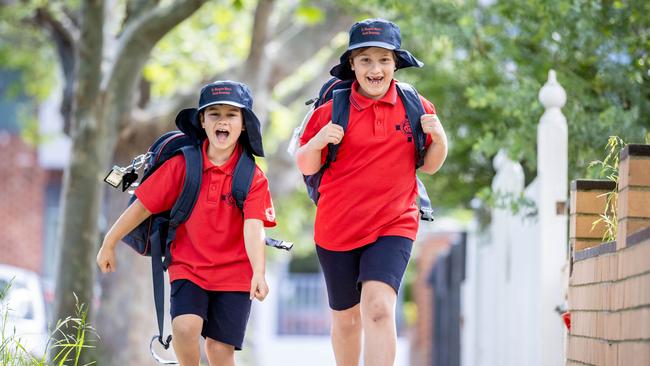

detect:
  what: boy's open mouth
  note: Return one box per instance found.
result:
[367,76,384,85]
[216,128,230,142]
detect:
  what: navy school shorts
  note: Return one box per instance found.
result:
[170,279,251,350]
[316,235,413,311]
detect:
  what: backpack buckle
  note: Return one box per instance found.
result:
[420,207,435,222]
[149,335,177,364]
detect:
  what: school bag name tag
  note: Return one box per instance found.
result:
[104,166,125,188]
[103,153,149,192]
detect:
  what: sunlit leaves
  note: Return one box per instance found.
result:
[143,1,254,97]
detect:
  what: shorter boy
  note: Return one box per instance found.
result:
[97,80,276,366]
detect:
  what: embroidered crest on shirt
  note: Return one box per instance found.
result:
[265,207,275,222]
[221,193,237,207]
[395,117,413,143]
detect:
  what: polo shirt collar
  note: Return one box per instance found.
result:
[201,139,241,175]
[350,79,398,111]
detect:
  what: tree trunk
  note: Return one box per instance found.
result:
[52,1,104,365]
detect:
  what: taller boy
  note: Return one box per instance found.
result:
[296,19,447,365]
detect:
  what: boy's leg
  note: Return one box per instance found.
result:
[202,291,251,365]
[170,280,209,366]
[205,338,235,366]
[330,304,362,366]
[316,245,363,366]
[360,281,398,366]
[358,236,413,366]
[172,314,204,366]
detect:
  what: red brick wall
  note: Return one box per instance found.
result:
[0,133,47,273]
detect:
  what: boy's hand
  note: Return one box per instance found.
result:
[96,245,117,273]
[421,114,446,143]
[249,272,269,301]
[309,122,344,150]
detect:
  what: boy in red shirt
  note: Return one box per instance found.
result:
[97,80,276,366]
[296,18,448,366]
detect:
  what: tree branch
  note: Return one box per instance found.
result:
[34,6,79,45]
[72,0,103,128]
[121,0,160,34]
[103,0,206,133]
[267,5,352,86]
[241,0,274,82]
[33,6,80,133]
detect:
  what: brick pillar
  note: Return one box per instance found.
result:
[616,144,650,249]
[569,179,616,256]
[566,143,650,366]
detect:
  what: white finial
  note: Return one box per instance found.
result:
[538,69,566,109]
[492,149,506,171]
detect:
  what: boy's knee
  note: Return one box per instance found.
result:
[362,294,394,324]
[172,315,203,340]
[205,338,234,359]
[332,305,361,333]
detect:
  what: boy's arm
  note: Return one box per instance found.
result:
[96,199,152,273]
[296,122,344,175]
[420,114,448,174]
[243,218,269,301]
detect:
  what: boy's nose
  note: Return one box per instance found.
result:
[370,62,382,72]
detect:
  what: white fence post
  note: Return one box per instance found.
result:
[537,69,568,366]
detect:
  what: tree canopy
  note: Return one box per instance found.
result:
[358,0,649,208]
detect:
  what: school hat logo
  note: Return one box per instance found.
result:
[330,18,424,80]
[175,80,265,157]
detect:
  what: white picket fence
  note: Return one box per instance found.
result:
[462,70,569,366]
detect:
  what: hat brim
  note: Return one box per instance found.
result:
[175,108,205,141]
[198,100,247,111]
[329,49,424,80]
[175,107,265,157]
[241,109,265,157]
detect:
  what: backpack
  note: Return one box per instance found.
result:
[288,77,435,221]
[106,125,291,361]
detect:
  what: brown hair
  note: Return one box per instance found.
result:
[349,47,397,67]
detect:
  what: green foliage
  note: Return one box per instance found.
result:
[475,186,537,218]
[295,4,325,25]
[358,0,649,209]
[587,136,625,242]
[0,289,97,366]
[0,2,58,101]
[143,1,253,97]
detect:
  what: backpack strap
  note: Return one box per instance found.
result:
[151,143,202,350]
[232,150,294,250]
[232,151,256,210]
[396,82,427,168]
[396,82,435,222]
[328,88,352,163]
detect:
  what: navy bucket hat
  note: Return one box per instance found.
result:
[175,80,265,157]
[330,18,424,80]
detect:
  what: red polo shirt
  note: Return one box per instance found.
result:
[135,140,276,291]
[300,80,435,251]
